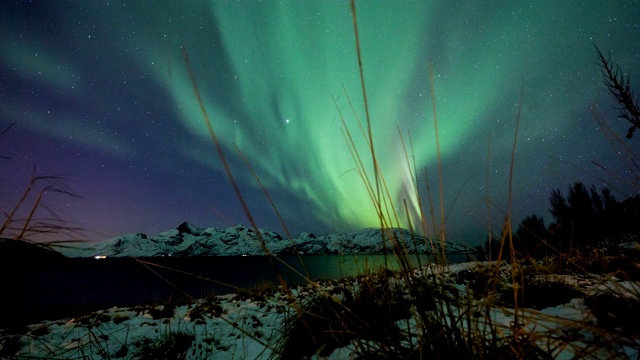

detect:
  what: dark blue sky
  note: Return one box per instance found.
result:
[1,1,639,246]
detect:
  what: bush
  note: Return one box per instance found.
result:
[277,272,413,359]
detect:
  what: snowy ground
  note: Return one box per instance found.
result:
[1,260,640,359]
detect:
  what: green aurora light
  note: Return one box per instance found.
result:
[1,1,638,241]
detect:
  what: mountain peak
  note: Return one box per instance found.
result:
[58,225,473,258]
[176,222,199,235]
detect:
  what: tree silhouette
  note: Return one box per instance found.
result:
[548,182,619,249]
[596,45,640,139]
[514,214,547,258]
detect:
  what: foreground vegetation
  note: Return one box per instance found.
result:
[1,2,639,359]
[1,245,639,359]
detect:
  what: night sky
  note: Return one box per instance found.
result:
[1,1,639,245]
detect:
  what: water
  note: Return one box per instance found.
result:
[0,254,470,327]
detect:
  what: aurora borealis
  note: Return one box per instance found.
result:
[1,1,639,245]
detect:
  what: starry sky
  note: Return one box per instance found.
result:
[1,1,639,245]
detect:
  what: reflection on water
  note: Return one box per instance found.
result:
[0,253,470,326]
[277,253,469,283]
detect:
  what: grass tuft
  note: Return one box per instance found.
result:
[133,329,195,360]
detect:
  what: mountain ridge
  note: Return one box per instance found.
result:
[60,222,473,258]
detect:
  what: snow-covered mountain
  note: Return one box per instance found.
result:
[61,222,472,258]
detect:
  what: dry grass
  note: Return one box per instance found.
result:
[260,2,640,359]
[3,2,639,359]
[1,123,87,257]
